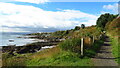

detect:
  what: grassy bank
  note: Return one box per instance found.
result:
[2,38,104,67]
[26,47,92,66]
[2,46,93,66]
[109,36,120,64]
[2,25,104,67]
[105,16,120,64]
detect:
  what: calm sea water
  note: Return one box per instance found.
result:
[0,32,38,46]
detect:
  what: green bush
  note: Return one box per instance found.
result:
[84,40,103,57]
[74,26,80,30]
[59,38,81,53]
[84,49,96,57]
[59,37,104,57]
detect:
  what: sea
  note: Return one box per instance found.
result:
[0,32,39,46]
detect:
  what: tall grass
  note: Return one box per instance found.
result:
[110,37,120,63]
[106,16,120,64]
[59,37,104,57]
[59,38,81,54]
[2,53,27,66]
[84,40,104,57]
[26,46,93,66]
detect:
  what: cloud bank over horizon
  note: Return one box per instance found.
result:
[0,2,98,32]
[0,1,118,33]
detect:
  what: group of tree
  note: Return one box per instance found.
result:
[74,24,85,30]
[96,13,119,30]
[74,13,118,31]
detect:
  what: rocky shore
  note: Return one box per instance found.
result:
[2,32,65,55]
[2,41,59,55]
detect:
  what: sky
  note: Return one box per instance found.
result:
[0,0,119,33]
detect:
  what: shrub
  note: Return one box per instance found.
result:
[84,40,103,57]
[74,26,80,30]
[59,38,81,53]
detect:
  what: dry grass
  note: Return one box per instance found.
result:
[30,46,61,59]
[84,37,93,47]
[106,17,120,37]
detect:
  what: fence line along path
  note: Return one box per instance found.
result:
[92,35,118,66]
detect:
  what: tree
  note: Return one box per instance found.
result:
[74,26,80,30]
[96,13,118,29]
[81,24,85,29]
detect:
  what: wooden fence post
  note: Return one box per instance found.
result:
[81,38,84,56]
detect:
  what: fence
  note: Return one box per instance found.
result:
[80,34,104,56]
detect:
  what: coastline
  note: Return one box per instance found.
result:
[2,33,62,54]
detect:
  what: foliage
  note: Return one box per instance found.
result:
[96,13,118,29]
[67,26,102,39]
[51,30,70,38]
[59,38,81,54]
[84,40,104,57]
[74,26,80,30]
[27,32,51,36]
[79,26,101,38]
[81,24,85,29]
[59,36,104,57]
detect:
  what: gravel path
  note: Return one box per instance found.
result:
[92,36,118,66]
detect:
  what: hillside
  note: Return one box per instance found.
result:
[105,16,120,64]
[3,13,119,66]
[106,16,120,37]
[2,25,105,66]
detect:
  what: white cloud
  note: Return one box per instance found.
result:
[44,0,119,2]
[0,0,50,4]
[1,27,30,32]
[14,0,50,4]
[0,2,98,32]
[102,3,118,14]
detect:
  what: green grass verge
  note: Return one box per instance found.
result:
[110,37,120,64]
[2,39,104,67]
[26,51,92,66]
[3,46,93,66]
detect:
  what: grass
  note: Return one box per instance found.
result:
[2,34,104,67]
[2,53,28,66]
[110,37,120,64]
[84,40,104,58]
[105,16,120,64]
[2,25,104,67]
[2,46,93,66]
[26,46,93,66]
[59,38,81,54]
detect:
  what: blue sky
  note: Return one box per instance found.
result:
[9,2,117,14]
[0,0,118,33]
